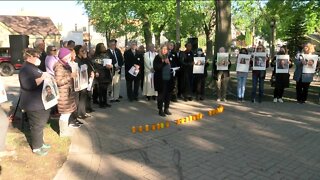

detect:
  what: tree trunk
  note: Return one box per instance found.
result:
[206,33,213,60]
[214,0,232,55]
[155,32,161,48]
[142,20,152,48]
[176,0,181,43]
[105,31,111,46]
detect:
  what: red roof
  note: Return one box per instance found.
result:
[0,15,61,36]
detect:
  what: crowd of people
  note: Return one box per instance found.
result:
[0,37,319,157]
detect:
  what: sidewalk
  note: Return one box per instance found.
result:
[54,79,320,179]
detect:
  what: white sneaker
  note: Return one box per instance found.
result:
[217,98,221,102]
[278,98,284,103]
[273,98,277,103]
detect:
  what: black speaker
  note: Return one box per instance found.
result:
[9,35,29,65]
[187,37,198,53]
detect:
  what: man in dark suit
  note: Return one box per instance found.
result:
[167,41,180,102]
[106,39,124,102]
[124,41,144,101]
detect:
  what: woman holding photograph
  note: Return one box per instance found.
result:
[271,46,292,103]
[293,43,316,104]
[19,48,51,156]
[213,47,231,102]
[236,48,249,102]
[193,48,209,100]
[251,45,269,103]
[154,44,173,116]
[54,48,80,137]
[75,45,92,118]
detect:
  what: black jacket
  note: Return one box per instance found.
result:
[168,50,180,68]
[93,54,112,84]
[153,55,173,92]
[106,48,124,75]
[180,50,194,73]
[19,62,45,111]
[124,49,144,80]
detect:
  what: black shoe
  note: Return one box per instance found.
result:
[76,120,84,125]
[110,100,116,103]
[188,97,193,101]
[171,98,178,102]
[199,97,204,101]
[164,109,172,115]
[152,96,156,100]
[115,99,120,102]
[159,110,166,117]
[147,96,151,101]
[183,97,188,102]
[105,104,112,108]
[134,97,139,101]
[119,95,123,99]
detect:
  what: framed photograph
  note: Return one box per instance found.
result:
[129,66,139,77]
[79,64,88,90]
[276,55,290,73]
[42,76,59,110]
[253,52,267,70]
[302,54,318,74]
[193,57,205,74]
[70,62,80,91]
[0,79,8,104]
[236,54,251,72]
[216,53,229,70]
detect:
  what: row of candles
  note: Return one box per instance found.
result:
[131,105,225,134]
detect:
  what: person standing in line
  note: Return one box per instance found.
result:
[293,43,317,104]
[154,44,173,116]
[167,41,180,102]
[0,79,16,157]
[236,48,249,102]
[106,39,124,103]
[34,38,47,72]
[74,45,92,118]
[271,46,292,103]
[45,45,60,117]
[180,42,194,101]
[213,47,231,102]
[19,48,51,156]
[93,43,113,108]
[54,48,81,137]
[143,44,158,100]
[175,42,183,99]
[251,45,269,103]
[124,41,144,102]
[193,48,209,100]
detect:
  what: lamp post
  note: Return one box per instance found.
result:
[270,19,276,59]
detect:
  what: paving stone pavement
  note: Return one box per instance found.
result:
[2,74,320,180]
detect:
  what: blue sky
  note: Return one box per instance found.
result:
[0,1,88,31]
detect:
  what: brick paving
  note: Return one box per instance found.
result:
[2,73,320,180]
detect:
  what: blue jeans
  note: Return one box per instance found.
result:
[237,76,247,98]
[251,75,264,100]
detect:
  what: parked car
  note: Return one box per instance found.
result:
[0,47,22,76]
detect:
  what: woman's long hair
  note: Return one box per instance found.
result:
[158,43,168,59]
[94,43,105,57]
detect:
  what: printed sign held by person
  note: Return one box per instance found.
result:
[216,53,229,70]
[276,55,290,73]
[302,54,318,74]
[41,76,59,110]
[236,54,251,72]
[193,57,205,74]
[253,52,267,70]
